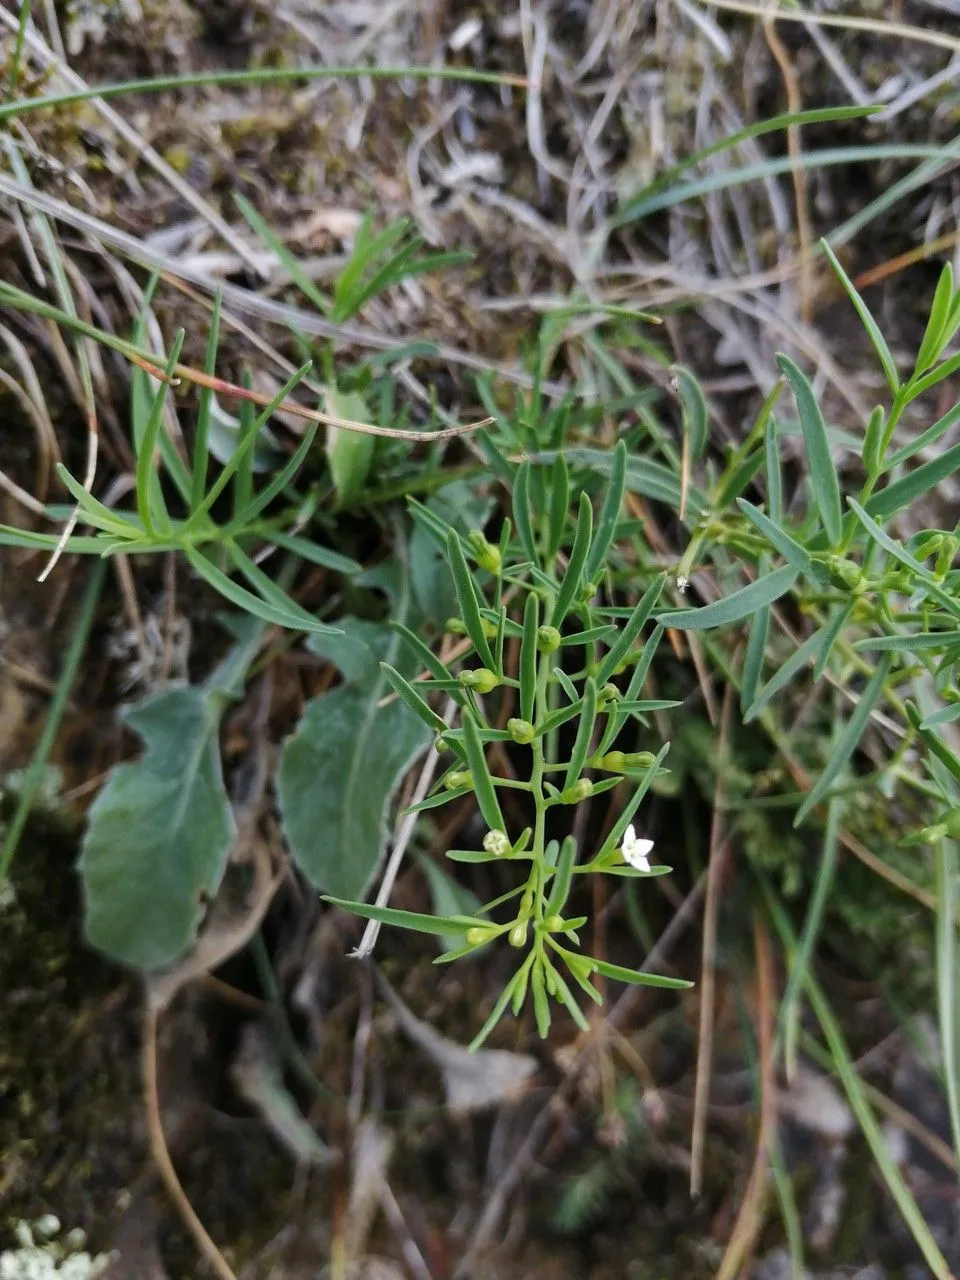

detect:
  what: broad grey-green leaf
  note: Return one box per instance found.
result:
[279,619,430,898]
[79,687,236,970]
[325,384,374,507]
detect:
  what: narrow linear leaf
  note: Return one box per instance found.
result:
[584,439,627,582]
[741,602,770,716]
[462,713,505,834]
[777,354,842,545]
[595,574,665,685]
[737,499,814,574]
[381,662,447,733]
[794,654,892,827]
[588,956,691,990]
[546,453,570,562]
[323,897,483,937]
[671,364,709,461]
[855,631,960,653]
[519,591,539,723]
[821,240,899,395]
[745,624,827,723]
[564,678,597,790]
[446,528,496,669]
[813,601,855,682]
[551,491,593,625]
[512,461,538,563]
[864,439,960,522]
[658,564,799,632]
[184,546,333,633]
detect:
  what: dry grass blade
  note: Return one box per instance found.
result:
[715,914,777,1280]
[690,682,736,1197]
[695,0,960,56]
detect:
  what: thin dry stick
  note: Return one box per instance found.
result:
[142,1003,239,1280]
[715,914,777,1280]
[352,698,457,959]
[690,682,737,1197]
[763,9,814,327]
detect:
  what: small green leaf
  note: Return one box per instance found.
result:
[794,653,892,827]
[546,453,570,561]
[265,531,361,575]
[813,601,854,682]
[864,440,960,522]
[469,968,527,1051]
[415,852,486,953]
[135,330,184,535]
[920,703,960,730]
[519,592,539,723]
[862,405,886,477]
[545,835,578,917]
[446,528,496,669]
[325,384,375,507]
[741,600,770,716]
[184,546,334,632]
[588,956,692,990]
[462,713,505,834]
[736,499,814,575]
[564,678,597,790]
[512,461,538,563]
[381,662,447,733]
[222,422,320,536]
[914,261,954,375]
[821,240,899,395]
[80,687,236,969]
[765,417,783,522]
[323,896,484,937]
[745,624,824,722]
[855,631,960,653]
[671,365,709,460]
[551,491,594,626]
[594,574,665,686]
[777,353,842,545]
[658,564,799,631]
[584,439,627,582]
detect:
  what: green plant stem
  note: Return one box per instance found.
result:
[0,559,105,881]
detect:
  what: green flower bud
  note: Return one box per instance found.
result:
[623,751,657,770]
[508,921,528,948]
[459,667,500,694]
[537,625,562,653]
[520,888,534,915]
[445,617,468,635]
[466,530,502,575]
[507,717,536,744]
[543,914,565,932]
[466,925,496,945]
[593,751,626,772]
[483,829,512,857]
[444,770,472,791]
[579,580,600,604]
[596,683,620,709]
[821,555,864,592]
[558,778,594,804]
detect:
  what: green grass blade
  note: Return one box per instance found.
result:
[763,882,956,1280]
[0,559,105,881]
[794,654,892,828]
[234,192,330,314]
[221,421,319,535]
[779,796,840,1077]
[935,838,960,1165]
[184,545,332,633]
[191,287,223,512]
[0,64,527,123]
[135,329,185,535]
[614,106,877,223]
[777,354,842,545]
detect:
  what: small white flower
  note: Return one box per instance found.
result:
[482,829,511,857]
[676,575,689,594]
[619,824,654,872]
